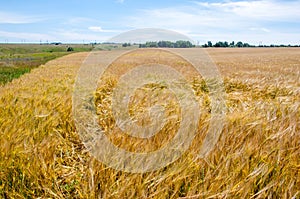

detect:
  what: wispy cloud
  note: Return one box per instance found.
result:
[0,29,112,43]
[249,27,271,33]
[126,6,247,31]
[89,26,104,32]
[53,30,111,42]
[194,0,300,21]
[88,26,120,33]
[128,0,300,28]
[1,1,299,44]
[64,17,101,26]
[0,11,45,24]
[124,0,300,44]
[107,28,193,43]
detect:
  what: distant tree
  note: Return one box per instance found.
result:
[122,43,131,47]
[67,47,74,52]
[139,40,194,48]
[166,41,174,48]
[158,41,167,47]
[148,42,158,47]
[224,41,229,47]
[236,41,243,48]
[230,41,235,47]
[207,41,213,47]
[175,40,194,48]
[213,41,228,47]
[243,43,251,47]
[214,41,222,47]
[202,40,259,48]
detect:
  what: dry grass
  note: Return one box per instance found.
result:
[0,48,299,198]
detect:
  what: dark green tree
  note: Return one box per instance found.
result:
[66,47,74,51]
[243,43,250,47]
[122,43,131,47]
[208,41,213,47]
[230,41,235,47]
[236,41,243,48]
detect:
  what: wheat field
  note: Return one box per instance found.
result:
[0,48,299,198]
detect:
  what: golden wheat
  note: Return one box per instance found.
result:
[0,48,299,198]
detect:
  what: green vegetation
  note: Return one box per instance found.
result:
[0,67,31,85]
[122,43,131,47]
[0,44,93,85]
[93,43,140,51]
[67,47,74,52]
[123,40,299,49]
[202,41,300,48]
[139,40,195,48]
[203,41,254,48]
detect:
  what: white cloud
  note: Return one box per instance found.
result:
[1,1,299,44]
[128,0,300,29]
[88,26,121,33]
[126,5,249,32]
[123,0,300,44]
[194,0,300,21]
[0,27,122,43]
[0,11,44,24]
[249,27,271,33]
[53,30,111,42]
[89,26,104,32]
[107,28,193,43]
[0,29,110,43]
[65,17,100,26]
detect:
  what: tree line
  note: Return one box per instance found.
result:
[139,40,195,48]
[122,40,299,48]
[202,41,254,48]
[202,41,299,48]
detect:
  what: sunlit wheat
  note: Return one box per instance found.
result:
[0,48,299,198]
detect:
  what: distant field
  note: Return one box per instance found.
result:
[0,44,93,85]
[0,48,299,198]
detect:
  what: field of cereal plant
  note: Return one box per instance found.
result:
[0,47,299,198]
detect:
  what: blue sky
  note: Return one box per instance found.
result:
[0,0,299,45]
